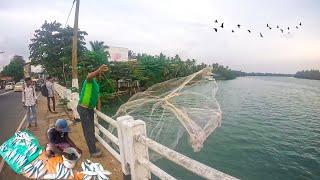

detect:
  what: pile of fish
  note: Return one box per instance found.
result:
[23,159,47,178]
[0,131,41,171]
[81,160,111,180]
[3,149,28,168]
[11,131,35,146]
[55,163,74,179]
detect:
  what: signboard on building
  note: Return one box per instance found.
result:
[107,46,129,62]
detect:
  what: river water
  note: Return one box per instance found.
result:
[103,76,320,179]
[154,77,320,180]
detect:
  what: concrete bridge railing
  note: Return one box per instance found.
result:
[54,83,237,180]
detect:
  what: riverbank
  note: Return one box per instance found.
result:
[0,93,122,179]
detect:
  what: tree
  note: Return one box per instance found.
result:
[89,41,108,52]
[29,21,87,85]
[1,55,25,82]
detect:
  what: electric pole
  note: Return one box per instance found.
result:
[71,0,80,88]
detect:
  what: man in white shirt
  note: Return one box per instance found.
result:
[46,76,56,113]
[22,77,37,128]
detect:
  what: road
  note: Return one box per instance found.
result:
[0,90,26,144]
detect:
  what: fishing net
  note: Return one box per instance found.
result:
[114,67,222,156]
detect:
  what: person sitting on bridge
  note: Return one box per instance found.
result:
[46,119,82,157]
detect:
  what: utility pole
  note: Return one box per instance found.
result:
[71,0,80,88]
[71,0,81,121]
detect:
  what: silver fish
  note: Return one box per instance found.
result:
[12,154,21,163]
[56,163,64,179]
[84,175,92,180]
[96,170,108,179]
[18,158,27,167]
[17,155,26,164]
[23,164,34,174]
[37,169,47,179]
[28,166,37,178]
[29,146,38,156]
[8,149,17,160]
[63,170,71,179]
[82,171,98,176]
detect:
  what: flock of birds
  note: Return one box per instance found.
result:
[212,20,302,38]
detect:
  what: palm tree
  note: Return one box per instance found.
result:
[89,40,110,58]
[89,41,108,52]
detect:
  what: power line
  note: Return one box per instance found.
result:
[65,0,76,27]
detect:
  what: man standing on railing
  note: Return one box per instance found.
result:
[77,64,108,158]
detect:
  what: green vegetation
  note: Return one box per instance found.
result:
[27,20,242,101]
[29,21,88,86]
[295,70,320,80]
[1,55,25,82]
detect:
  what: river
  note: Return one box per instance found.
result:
[104,76,320,179]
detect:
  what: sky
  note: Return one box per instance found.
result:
[0,0,319,73]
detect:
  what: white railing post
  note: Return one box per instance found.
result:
[117,115,151,180]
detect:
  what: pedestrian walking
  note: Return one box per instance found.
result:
[78,64,108,157]
[46,76,57,113]
[22,77,37,128]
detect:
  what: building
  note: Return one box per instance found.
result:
[107,46,129,62]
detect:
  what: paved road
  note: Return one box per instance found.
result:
[0,90,26,144]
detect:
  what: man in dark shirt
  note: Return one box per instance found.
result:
[46,119,81,156]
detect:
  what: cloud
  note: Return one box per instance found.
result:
[0,0,319,73]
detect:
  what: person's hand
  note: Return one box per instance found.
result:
[98,64,108,74]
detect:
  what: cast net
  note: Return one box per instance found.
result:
[114,67,222,155]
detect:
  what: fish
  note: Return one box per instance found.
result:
[56,163,67,179]
[29,146,38,156]
[63,170,70,179]
[37,169,47,179]
[84,175,92,180]
[8,149,17,160]
[28,166,37,178]
[18,157,28,167]
[96,170,108,179]
[12,154,20,163]
[23,163,33,173]
[82,171,98,176]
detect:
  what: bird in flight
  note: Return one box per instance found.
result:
[287,27,290,30]
[220,23,224,28]
[231,30,234,33]
[215,19,218,23]
[237,24,241,28]
[213,28,218,32]
[299,22,302,26]
[248,30,251,33]
[280,29,284,33]
[277,25,279,28]
[260,33,263,38]
[267,24,270,28]
[296,26,299,29]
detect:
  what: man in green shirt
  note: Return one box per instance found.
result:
[77,64,108,157]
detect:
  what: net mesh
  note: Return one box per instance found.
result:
[114,67,222,154]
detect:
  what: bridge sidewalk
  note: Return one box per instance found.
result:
[0,93,122,179]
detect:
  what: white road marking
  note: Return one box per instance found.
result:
[0,90,13,96]
[0,93,41,173]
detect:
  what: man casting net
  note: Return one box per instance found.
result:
[114,67,222,154]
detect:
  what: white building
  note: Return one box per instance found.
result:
[107,46,129,62]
